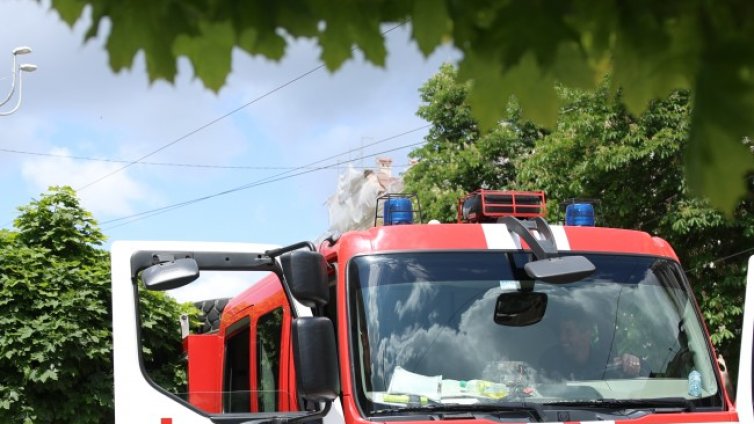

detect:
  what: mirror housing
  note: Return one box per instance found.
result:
[524,255,595,284]
[280,250,329,307]
[494,291,548,326]
[141,257,200,290]
[292,317,340,402]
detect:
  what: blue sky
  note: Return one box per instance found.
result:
[1,0,458,249]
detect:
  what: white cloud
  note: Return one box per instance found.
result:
[1,0,459,244]
[20,147,155,217]
[395,281,437,320]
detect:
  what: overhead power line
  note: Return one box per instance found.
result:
[0,146,411,170]
[687,246,754,275]
[75,22,407,193]
[101,124,427,226]
[102,138,424,230]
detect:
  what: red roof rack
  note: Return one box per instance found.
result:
[457,190,546,223]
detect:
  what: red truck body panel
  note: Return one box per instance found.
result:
[185,334,224,413]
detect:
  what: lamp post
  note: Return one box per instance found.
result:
[0,46,37,116]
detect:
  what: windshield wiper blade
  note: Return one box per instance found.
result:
[372,402,545,422]
[544,397,695,413]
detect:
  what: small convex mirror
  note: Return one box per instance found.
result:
[141,257,200,291]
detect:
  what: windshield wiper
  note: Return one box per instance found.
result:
[544,397,695,413]
[372,402,545,422]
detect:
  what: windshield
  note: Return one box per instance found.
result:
[347,252,721,415]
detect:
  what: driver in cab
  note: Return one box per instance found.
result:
[539,312,644,381]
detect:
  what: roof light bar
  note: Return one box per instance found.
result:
[375,193,421,226]
[565,203,595,226]
[561,198,599,226]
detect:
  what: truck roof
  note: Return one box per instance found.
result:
[320,222,679,262]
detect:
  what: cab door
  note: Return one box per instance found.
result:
[736,255,754,421]
[112,240,279,423]
[113,240,342,424]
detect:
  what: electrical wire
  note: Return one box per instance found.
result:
[4,23,413,227]
[687,246,754,275]
[0,122,425,231]
[0,146,410,170]
[101,139,424,230]
[74,22,407,193]
[102,139,422,226]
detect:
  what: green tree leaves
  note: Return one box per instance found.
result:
[405,67,753,384]
[45,0,754,213]
[14,186,104,260]
[529,83,752,383]
[404,64,545,222]
[0,229,113,422]
[411,0,449,56]
[687,57,754,217]
[174,21,236,91]
[0,187,195,423]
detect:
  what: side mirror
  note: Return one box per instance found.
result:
[292,317,340,402]
[494,291,548,326]
[280,251,329,307]
[141,257,200,290]
[524,255,595,284]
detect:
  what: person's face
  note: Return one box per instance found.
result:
[560,320,592,363]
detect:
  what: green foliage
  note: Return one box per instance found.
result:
[14,186,104,260]
[514,83,753,386]
[0,244,112,423]
[139,285,199,396]
[516,84,690,230]
[406,66,753,387]
[45,0,754,212]
[404,64,545,222]
[0,186,196,422]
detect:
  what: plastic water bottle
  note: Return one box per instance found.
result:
[688,370,702,397]
[462,380,507,399]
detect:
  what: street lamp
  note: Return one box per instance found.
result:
[1,46,32,107]
[0,46,37,116]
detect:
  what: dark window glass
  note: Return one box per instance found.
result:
[223,325,250,412]
[257,308,283,411]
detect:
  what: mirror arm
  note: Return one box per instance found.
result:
[152,253,177,263]
[499,216,557,260]
[130,251,276,278]
[533,217,556,246]
[265,241,316,258]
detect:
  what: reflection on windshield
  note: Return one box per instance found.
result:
[348,252,720,413]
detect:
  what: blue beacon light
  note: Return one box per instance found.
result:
[565,203,595,226]
[384,197,414,225]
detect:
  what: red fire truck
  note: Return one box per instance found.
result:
[111,190,754,423]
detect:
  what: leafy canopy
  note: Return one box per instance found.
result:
[515,83,753,385]
[46,0,754,212]
[404,64,544,221]
[404,67,752,386]
[0,186,195,423]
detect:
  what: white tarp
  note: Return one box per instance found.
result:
[326,162,404,233]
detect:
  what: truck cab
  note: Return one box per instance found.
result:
[111,191,754,423]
